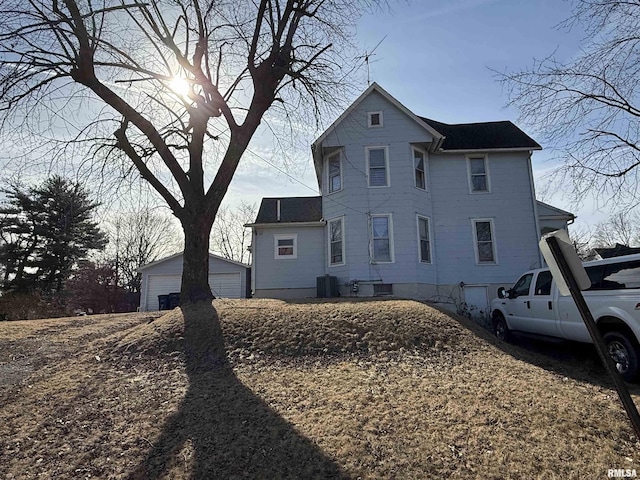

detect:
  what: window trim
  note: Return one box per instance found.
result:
[416,215,433,264]
[327,216,345,267]
[274,233,298,259]
[370,213,394,264]
[326,151,343,194]
[365,146,390,188]
[471,218,498,265]
[413,146,428,191]
[466,154,491,194]
[367,111,383,128]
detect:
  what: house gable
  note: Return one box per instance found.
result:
[312,83,444,189]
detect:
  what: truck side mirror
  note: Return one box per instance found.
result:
[497,287,507,299]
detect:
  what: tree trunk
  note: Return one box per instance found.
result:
[180,216,215,305]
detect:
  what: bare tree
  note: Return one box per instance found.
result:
[499,0,640,208]
[210,201,255,264]
[568,224,596,260]
[0,0,375,303]
[593,210,640,247]
[103,208,183,293]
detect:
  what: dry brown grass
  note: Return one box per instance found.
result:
[1,298,638,479]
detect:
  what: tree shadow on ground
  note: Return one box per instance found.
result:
[127,302,347,479]
[490,328,640,393]
[442,306,640,393]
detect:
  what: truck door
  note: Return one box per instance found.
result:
[557,264,606,342]
[505,273,534,331]
[528,270,561,336]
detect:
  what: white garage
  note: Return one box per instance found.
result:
[138,252,250,311]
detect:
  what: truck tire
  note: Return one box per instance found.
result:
[493,313,510,342]
[603,331,640,382]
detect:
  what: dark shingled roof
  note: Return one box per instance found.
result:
[595,243,640,259]
[420,117,541,151]
[254,196,322,224]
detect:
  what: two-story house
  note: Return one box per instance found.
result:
[247,83,574,313]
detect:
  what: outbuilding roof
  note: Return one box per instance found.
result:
[420,117,541,151]
[252,196,322,224]
[137,252,250,272]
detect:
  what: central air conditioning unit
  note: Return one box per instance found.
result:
[316,274,339,298]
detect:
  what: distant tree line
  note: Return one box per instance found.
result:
[0,176,182,319]
[570,210,640,260]
[0,174,253,319]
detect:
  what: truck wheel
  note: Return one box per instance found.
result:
[493,313,510,342]
[603,331,640,382]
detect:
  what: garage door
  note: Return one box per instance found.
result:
[208,273,242,299]
[147,272,242,310]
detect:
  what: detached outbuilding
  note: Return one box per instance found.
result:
[138,252,251,311]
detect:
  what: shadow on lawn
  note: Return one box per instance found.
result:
[491,329,640,393]
[448,309,640,392]
[128,302,347,480]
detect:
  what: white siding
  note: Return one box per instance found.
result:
[317,89,541,294]
[253,225,325,295]
[139,253,249,310]
[145,272,243,310]
[253,87,545,309]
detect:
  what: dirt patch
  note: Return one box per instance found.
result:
[0,298,638,479]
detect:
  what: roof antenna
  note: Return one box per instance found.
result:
[359,35,387,86]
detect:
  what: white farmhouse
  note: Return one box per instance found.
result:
[247,83,574,313]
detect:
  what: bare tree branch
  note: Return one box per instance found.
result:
[497,0,640,208]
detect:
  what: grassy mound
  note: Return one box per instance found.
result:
[2,297,639,479]
[111,298,483,360]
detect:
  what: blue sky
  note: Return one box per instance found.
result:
[226,0,603,228]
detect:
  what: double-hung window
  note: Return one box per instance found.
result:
[414,148,426,190]
[366,147,389,187]
[468,155,490,193]
[417,215,432,263]
[371,214,393,263]
[274,234,297,259]
[328,217,344,266]
[327,152,342,193]
[472,219,496,264]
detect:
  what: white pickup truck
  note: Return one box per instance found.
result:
[490,253,640,381]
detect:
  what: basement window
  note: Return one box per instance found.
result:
[373,283,393,296]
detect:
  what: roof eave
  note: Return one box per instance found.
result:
[437,146,542,153]
[137,252,250,273]
[539,214,576,221]
[245,221,326,228]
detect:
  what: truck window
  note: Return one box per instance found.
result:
[534,270,552,296]
[512,273,533,297]
[585,265,606,290]
[602,260,640,289]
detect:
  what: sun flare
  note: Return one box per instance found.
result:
[168,77,190,97]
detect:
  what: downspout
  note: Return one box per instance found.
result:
[251,228,257,295]
[526,150,545,268]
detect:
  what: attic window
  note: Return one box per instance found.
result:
[368,111,383,128]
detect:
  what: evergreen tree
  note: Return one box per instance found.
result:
[0,176,106,293]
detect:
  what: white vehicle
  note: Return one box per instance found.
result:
[491,253,640,381]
